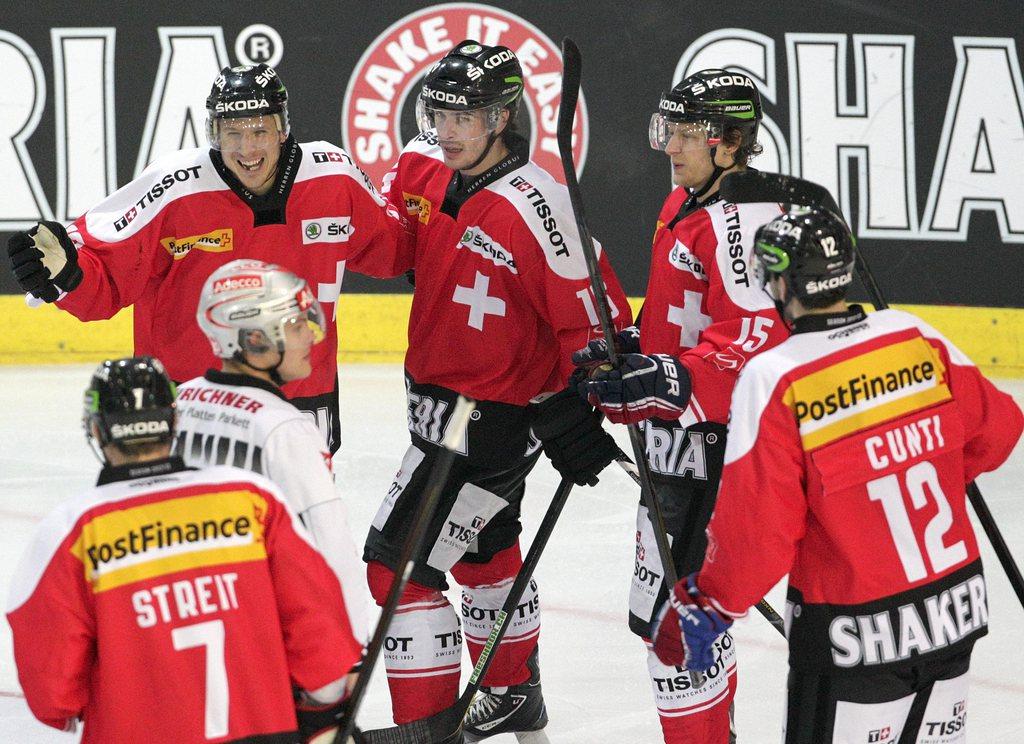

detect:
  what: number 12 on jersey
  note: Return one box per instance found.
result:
[868,461,968,583]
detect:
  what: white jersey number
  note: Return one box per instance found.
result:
[172,619,229,739]
[867,461,968,583]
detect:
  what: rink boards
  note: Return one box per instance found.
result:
[3,294,1024,376]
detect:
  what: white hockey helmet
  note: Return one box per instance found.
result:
[197,259,325,360]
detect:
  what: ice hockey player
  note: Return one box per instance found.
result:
[340,41,631,740]
[652,206,1024,743]
[576,69,788,742]
[5,357,364,743]
[5,63,409,454]
[175,258,369,642]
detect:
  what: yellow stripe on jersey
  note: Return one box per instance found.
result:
[70,489,268,593]
[783,336,952,451]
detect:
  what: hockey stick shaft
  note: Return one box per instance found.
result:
[720,170,1024,613]
[557,37,677,589]
[615,455,787,637]
[361,478,575,744]
[557,37,706,687]
[339,398,477,744]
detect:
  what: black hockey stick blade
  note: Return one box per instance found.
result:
[720,170,843,220]
[556,38,582,172]
[362,479,575,744]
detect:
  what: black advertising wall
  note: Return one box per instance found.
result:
[1,1,1022,304]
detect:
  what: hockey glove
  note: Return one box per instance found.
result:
[578,353,691,424]
[532,386,619,486]
[295,691,363,744]
[571,325,641,369]
[7,221,83,302]
[651,573,733,671]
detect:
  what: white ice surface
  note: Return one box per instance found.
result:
[1,364,1023,743]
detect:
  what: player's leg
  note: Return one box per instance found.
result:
[632,464,737,743]
[363,443,474,723]
[784,650,970,744]
[365,560,462,724]
[451,455,548,741]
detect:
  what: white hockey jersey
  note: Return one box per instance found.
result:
[174,369,369,640]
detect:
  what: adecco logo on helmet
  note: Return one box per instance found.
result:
[212,275,264,294]
[343,2,587,186]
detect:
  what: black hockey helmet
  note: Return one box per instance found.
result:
[650,69,762,155]
[753,208,855,310]
[416,40,524,130]
[84,356,176,455]
[206,63,289,148]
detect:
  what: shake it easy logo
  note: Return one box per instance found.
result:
[343,2,588,187]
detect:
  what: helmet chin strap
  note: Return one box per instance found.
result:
[689,144,738,201]
[233,350,286,386]
[460,130,502,174]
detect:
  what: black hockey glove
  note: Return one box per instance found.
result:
[579,353,692,425]
[295,691,363,744]
[7,221,83,302]
[571,325,641,370]
[532,386,619,487]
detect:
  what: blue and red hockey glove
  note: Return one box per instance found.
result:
[651,573,734,671]
[576,353,691,424]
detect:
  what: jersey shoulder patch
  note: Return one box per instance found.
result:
[299,141,385,205]
[486,161,599,280]
[83,148,220,242]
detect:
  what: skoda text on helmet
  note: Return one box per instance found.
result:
[752,207,856,317]
[650,69,763,196]
[415,40,525,171]
[205,63,290,150]
[83,356,177,459]
[197,259,326,379]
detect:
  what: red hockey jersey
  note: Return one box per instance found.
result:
[699,308,1023,673]
[641,188,786,425]
[351,131,631,405]
[54,138,408,450]
[6,460,362,743]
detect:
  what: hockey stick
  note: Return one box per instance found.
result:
[361,477,574,744]
[614,454,787,637]
[557,37,706,690]
[337,397,477,744]
[720,169,1024,614]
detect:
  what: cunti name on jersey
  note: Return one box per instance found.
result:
[70,488,269,594]
[784,335,951,451]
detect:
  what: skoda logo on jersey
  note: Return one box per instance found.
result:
[302,217,354,244]
[343,2,589,186]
